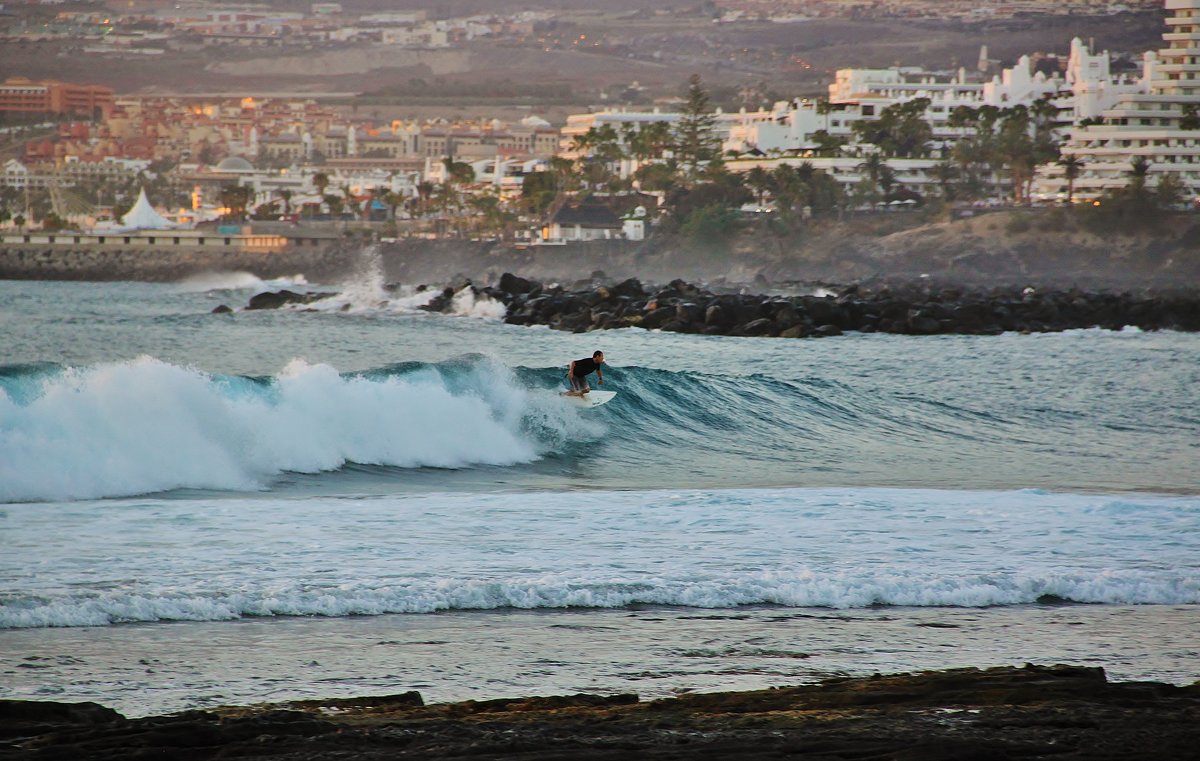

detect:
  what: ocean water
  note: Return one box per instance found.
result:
[1,273,1198,717]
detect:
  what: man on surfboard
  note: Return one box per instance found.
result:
[566,351,605,397]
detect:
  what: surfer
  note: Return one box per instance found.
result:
[566,350,605,397]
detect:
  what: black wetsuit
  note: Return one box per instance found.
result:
[571,357,600,379]
[570,357,601,392]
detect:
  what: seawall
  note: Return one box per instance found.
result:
[0,243,359,283]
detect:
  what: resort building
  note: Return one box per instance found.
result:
[0,78,114,120]
[1032,0,1200,202]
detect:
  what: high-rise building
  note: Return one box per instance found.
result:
[1034,0,1200,202]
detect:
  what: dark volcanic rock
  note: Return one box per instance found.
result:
[3,666,1198,760]
[498,271,536,295]
[245,290,323,310]
[338,272,1200,341]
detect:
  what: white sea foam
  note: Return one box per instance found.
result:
[301,284,505,319]
[450,287,508,320]
[2,486,1197,629]
[2,568,1196,629]
[0,356,582,503]
[175,271,310,293]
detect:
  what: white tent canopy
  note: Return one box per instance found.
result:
[121,188,174,230]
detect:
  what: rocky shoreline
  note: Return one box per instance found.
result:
[2,665,1197,760]
[489,275,1200,337]
[246,273,1200,337]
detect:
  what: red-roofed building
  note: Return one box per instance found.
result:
[0,77,114,119]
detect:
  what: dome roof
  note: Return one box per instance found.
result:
[216,156,254,172]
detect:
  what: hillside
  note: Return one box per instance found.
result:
[371,211,1200,293]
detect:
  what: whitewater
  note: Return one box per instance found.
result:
[1,276,1198,716]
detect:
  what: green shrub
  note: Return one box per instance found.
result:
[680,204,741,249]
[1004,215,1031,234]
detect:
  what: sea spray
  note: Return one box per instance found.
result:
[0,355,594,503]
[450,286,508,320]
[174,271,310,294]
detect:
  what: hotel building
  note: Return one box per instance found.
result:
[0,78,115,120]
[1033,0,1200,201]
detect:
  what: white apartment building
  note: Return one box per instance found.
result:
[726,154,945,203]
[724,37,1153,160]
[556,23,1171,201]
[1032,0,1200,202]
[1064,37,1155,122]
[560,110,681,154]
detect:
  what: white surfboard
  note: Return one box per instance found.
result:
[560,389,617,408]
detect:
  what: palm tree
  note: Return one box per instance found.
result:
[218,185,250,220]
[638,121,673,160]
[415,180,435,217]
[312,172,329,199]
[1127,156,1153,211]
[323,194,344,217]
[1181,104,1200,131]
[744,166,772,207]
[930,161,959,199]
[857,154,887,203]
[769,164,807,216]
[1056,154,1084,205]
[276,189,293,218]
[383,190,405,221]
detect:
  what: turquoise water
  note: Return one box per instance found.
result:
[2,278,1197,498]
[1,275,1198,715]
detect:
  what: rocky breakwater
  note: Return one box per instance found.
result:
[433,274,1200,338]
[2,665,1198,760]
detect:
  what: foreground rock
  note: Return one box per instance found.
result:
[422,274,1200,337]
[2,665,1197,760]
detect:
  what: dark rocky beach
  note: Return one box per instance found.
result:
[3,665,1198,760]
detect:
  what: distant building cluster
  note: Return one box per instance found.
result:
[714,0,1162,22]
[1,0,1197,234]
[0,1,548,54]
[1036,0,1200,199]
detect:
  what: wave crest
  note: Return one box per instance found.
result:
[0,356,591,502]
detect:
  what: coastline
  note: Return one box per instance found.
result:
[0,244,353,284]
[4,211,1200,292]
[3,664,1197,760]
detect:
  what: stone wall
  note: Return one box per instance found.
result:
[0,243,360,283]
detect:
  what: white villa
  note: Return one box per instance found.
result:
[1032,0,1200,202]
